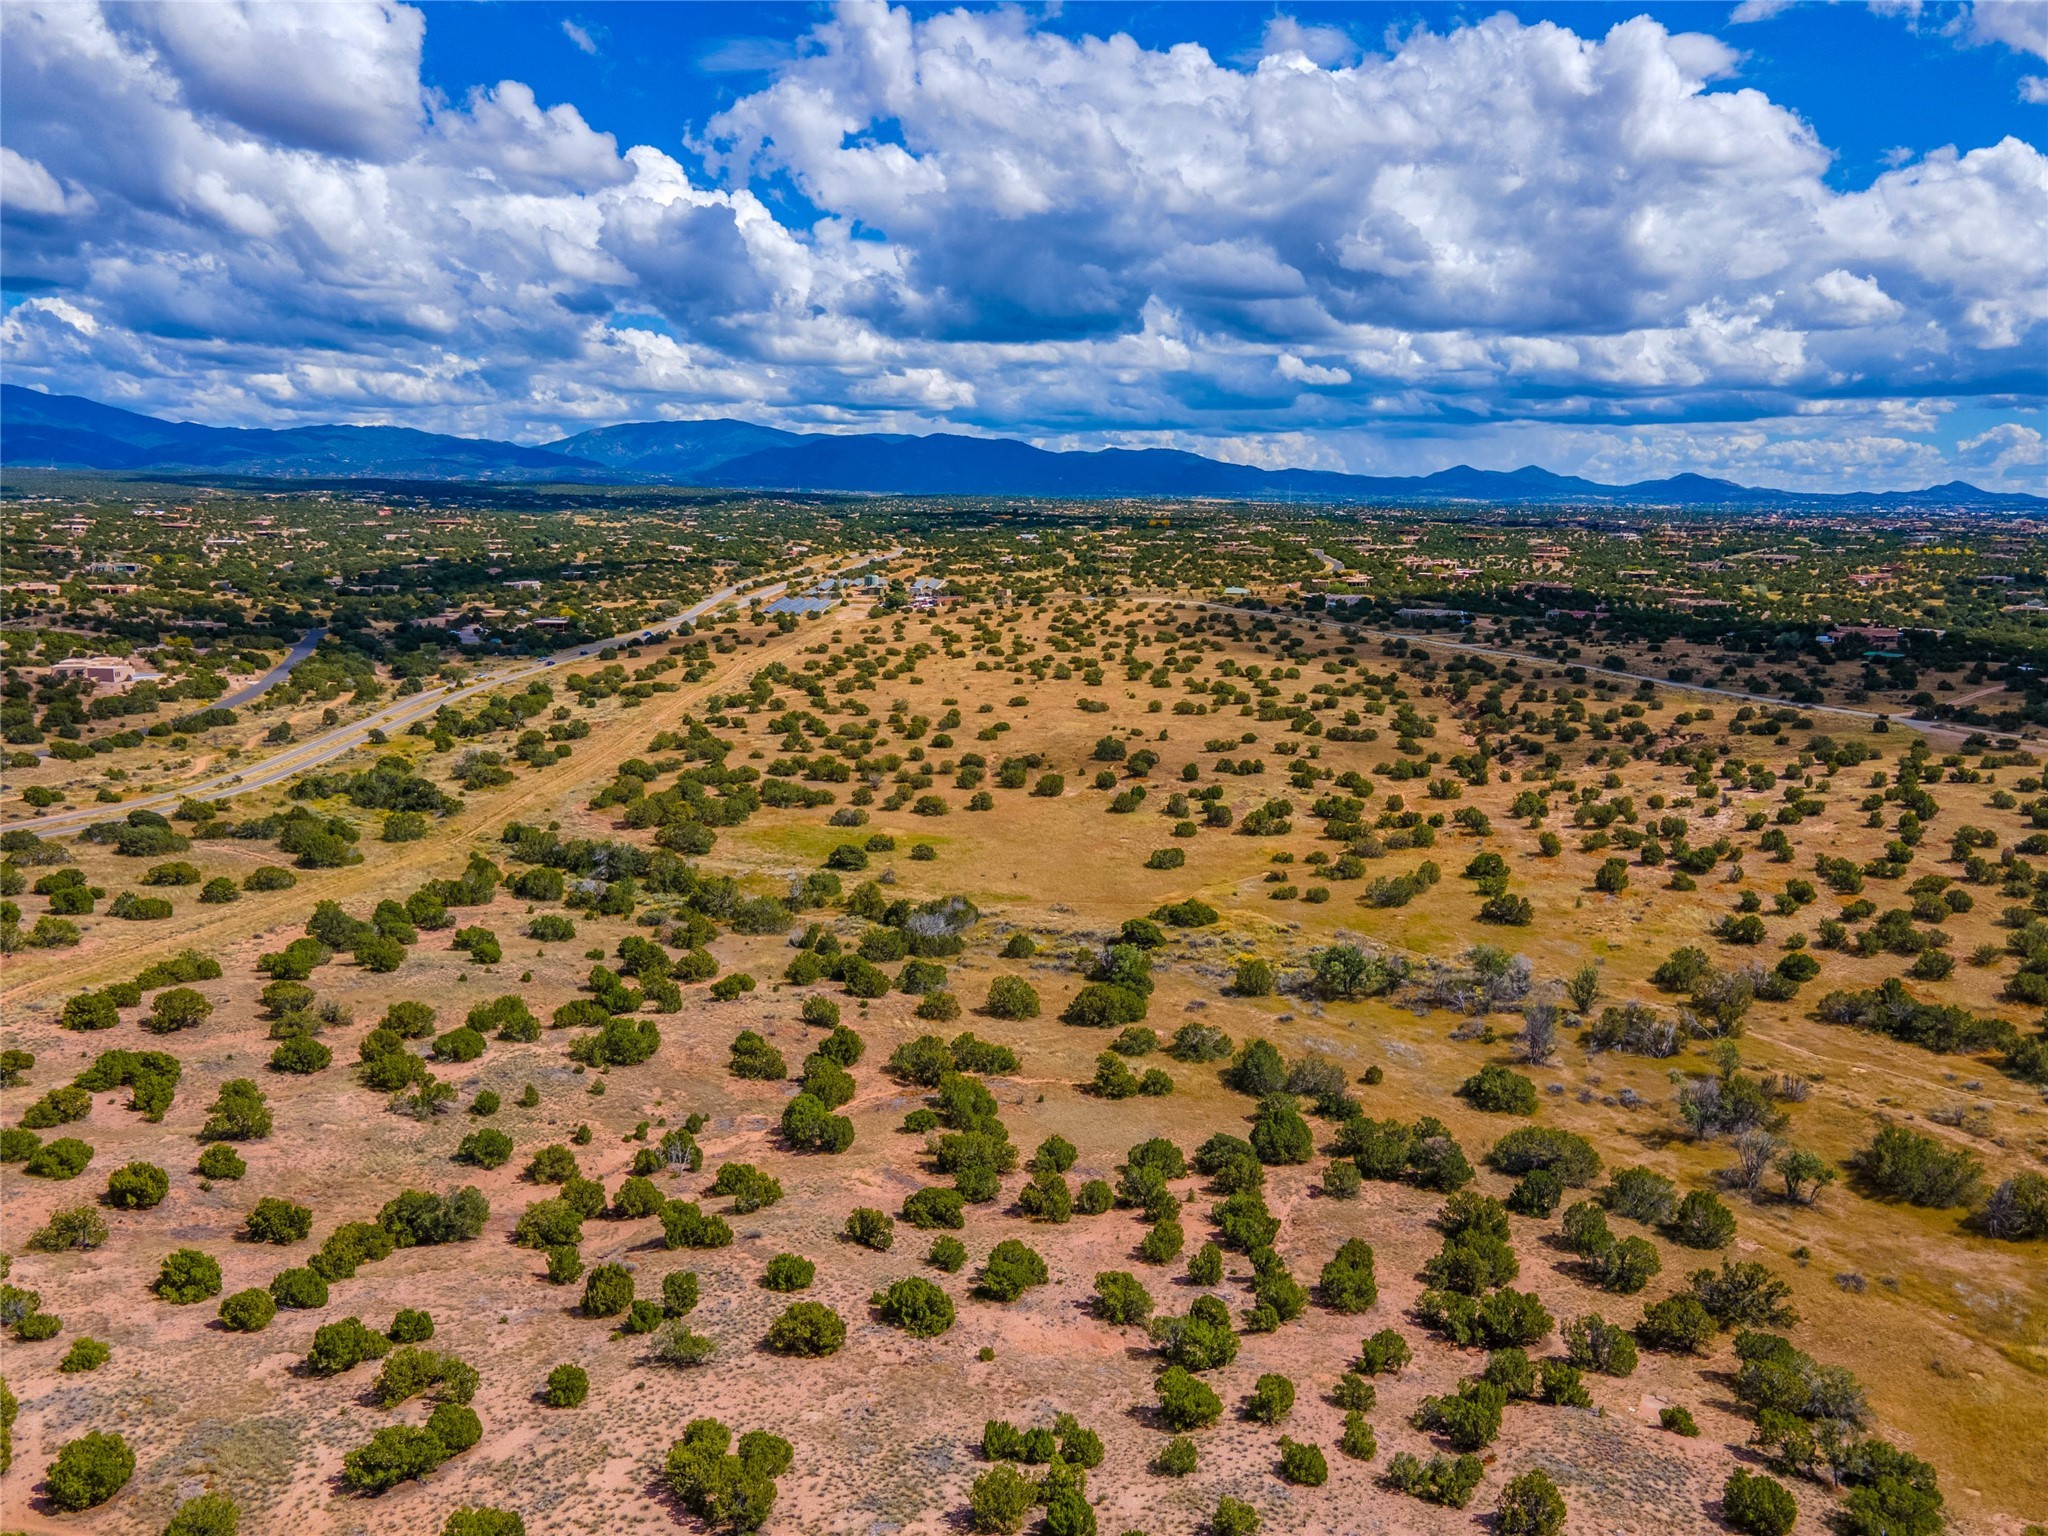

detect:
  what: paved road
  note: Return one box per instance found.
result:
[8,550,896,833]
[217,626,329,708]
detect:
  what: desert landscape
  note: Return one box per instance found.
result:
[3,507,2045,1536]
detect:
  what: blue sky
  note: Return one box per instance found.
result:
[4,1,2046,490]
[420,2,2046,192]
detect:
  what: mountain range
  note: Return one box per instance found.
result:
[4,384,2040,509]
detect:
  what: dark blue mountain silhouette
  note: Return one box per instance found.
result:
[5,384,2038,508]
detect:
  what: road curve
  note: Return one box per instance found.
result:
[7,549,899,834]
[217,626,330,708]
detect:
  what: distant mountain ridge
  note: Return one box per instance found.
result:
[4,384,2040,509]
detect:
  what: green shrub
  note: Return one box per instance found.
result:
[902,1186,966,1230]
[1278,1437,1326,1487]
[218,1288,277,1332]
[441,1509,524,1536]
[870,1276,956,1337]
[200,1079,272,1141]
[340,1406,479,1495]
[1092,1270,1154,1326]
[1212,1495,1261,1535]
[1357,1328,1412,1374]
[779,1092,855,1154]
[1498,1470,1568,1536]
[1155,1436,1198,1476]
[1018,1169,1073,1221]
[269,1034,333,1074]
[1383,1450,1485,1507]
[1562,1312,1639,1375]
[663,1418,791,1529]
[727,1030,786,1079]
[268,1267,328,1309]
[1723,1469,1798,1536]
[245,1197,313,1245]
[197,1144,247,1180]
[378,1187,490,1246]
[1660,1405,1700,1436]
[1156,1365,1223,1430]
[1850,1123,1984,1208]
[525,1144,581,1184]
[59,1337,111,1373]
[1138,1217,1185,1265]
[1637,1295,1716,1353]
[765,1300,847,1356]
[983,976,1040,1019]
[155,1248,223,1303]
[928,1236,968,1272]
[1333,1372,1377,1413]
[662,1271,700,1316]
[24,1136,93,1179]
[968,1462,1034,1532]
[582,1263,635,1317]
[544,1363,589,1407]
[1414,1379,1508,1451]
[45,1430,135,1511]
[1602,1165,1679,1224]
[20,1084,91,1127]
[1340,1410,1377,1461]
[163,1493,243,1536]
[374,1346,479,1408]
[1691,1259,1798,1329]
[1841,1474,1942,1536]
[1458,1062,1538,1115]
[430,1025,485,1064]
[306,1316,391,1374]
[1246,1373,1295,1425]
[1318,1238,1378,1313]
[1488,1126,1601,1186]
[763,1253,816,1292]
[845,1206,895,1251]
[26,1204,106,1253]
[659,1201,733,1250]
[458,1128,514,1169]
[976,1239,1048,1301]
[1665,1189,1738,1249]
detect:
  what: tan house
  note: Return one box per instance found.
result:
[50,656,163,688]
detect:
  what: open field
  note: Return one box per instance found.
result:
[3,519,2046,1536]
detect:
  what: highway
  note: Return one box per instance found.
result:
[7,549,897,833]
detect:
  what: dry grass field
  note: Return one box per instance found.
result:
[2,583,2044,1536]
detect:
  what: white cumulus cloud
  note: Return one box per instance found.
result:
[0,0,2041,493]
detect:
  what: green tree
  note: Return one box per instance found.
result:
[45,1430,135,1511]
[968,1464,1034,1534]
[154,1248,223,1304]
[1246,1373,1295,1425]
[765,1301,846,1356]
[1723,1469,1797,1536]
[1498,1470,1567,1536]
[870,1277,955,1338]
[1156,1366,1223,1430]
